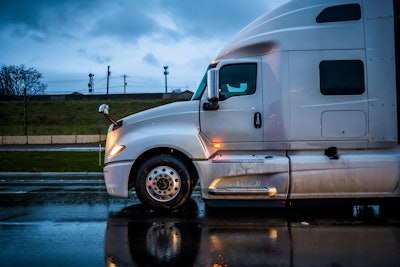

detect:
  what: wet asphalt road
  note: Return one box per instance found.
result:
[1,175,400,267]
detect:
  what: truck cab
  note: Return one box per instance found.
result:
[100,0,400,210]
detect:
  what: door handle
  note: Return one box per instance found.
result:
[254,112,262,128]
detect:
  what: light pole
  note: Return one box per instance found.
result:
[123,74,127,94]
[163,66,169,93]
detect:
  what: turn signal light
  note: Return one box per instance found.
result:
[213,143,222,149]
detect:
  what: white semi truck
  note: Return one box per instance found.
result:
[99,0,400,210]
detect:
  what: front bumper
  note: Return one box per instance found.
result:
[104,161,133,198]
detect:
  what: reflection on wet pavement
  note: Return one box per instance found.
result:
[1,177,400,267]
[105,199,400,267]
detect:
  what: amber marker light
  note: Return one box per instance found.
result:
[109,145,126,158]
[213,143,222,149]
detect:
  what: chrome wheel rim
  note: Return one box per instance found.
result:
[146,166,181,202]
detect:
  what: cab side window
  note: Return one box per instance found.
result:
[219,63,257,100]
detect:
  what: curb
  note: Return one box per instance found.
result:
[0,135,107,145]
[0,172,103,177]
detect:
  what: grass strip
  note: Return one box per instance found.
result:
[0,98,176,136]
[0,151,104,172]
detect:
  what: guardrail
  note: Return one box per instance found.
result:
[0,135,107,145]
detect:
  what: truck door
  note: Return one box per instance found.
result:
[199,61,264,147]
[199,60,290,205]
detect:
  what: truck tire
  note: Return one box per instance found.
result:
[135,154,193,210]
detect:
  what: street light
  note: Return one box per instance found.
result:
[163,66,169,93]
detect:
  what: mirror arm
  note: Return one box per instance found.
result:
[104,114,121,128]
[98,104,122,129]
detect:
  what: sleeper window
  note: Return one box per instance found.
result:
[319,60,365,95]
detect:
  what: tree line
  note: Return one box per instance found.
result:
[0,65,47,96]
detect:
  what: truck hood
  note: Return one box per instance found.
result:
[118,100,200,128]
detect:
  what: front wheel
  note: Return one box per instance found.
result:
[135,155,193,210]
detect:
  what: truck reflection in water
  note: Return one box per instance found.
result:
[105,201,400,267]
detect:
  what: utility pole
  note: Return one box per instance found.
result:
[123,74,127,94]
[163,66,169,93]
[88,73,95,94]
[23,87,27,136]
[106,66,110,95]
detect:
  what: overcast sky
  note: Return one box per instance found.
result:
[0,0,289,95]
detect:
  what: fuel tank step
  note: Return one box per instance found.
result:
[208,187,277,196]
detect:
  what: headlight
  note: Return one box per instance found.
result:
[109,145,126,158]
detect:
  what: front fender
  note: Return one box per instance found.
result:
[105,122,211,165]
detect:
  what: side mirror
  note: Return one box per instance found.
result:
[98,104,109,115]
[207,68,219,102]
[98,103,122,129]
[203,68,219,110]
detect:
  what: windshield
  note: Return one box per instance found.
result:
[191,65,212,100]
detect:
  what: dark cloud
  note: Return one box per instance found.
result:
[0,0,269,44]
[0,0,94,40]
[78,48,111,64]
[143,53,159,66]
[88,2,159,42]
[163,0,268,39]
